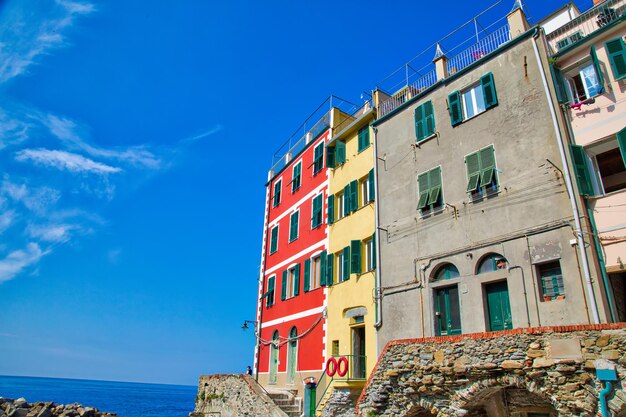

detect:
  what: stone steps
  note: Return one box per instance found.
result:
[267,390,301,417]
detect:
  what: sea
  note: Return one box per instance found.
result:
[0,375,197,417]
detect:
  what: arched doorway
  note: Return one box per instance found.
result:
[269,330,279,384]
[287,327,298,384]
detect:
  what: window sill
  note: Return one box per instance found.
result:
[418,205,445,218]
[416,132,437,146]
[289,238,299,243]
[467,188,501,203]
[357,145,371,154]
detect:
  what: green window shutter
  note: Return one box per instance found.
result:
[465,152,481,192]
[270,227,278,254]
[617,127,626,168]
[292,164,301,192]
[424,101,435,138]
[569,144,594,196]
[350,180,358,212]
[304,259,311,292]
[326,145,336,169]
[351,240,362,274]
[358,127,370,152]
[327,253,334,285]
[336,140,346,164]
[550,64,569,104]
[481,72,498,109]
[312,195,322,228]
[479,146,496,187]
[281,270,287,301]
[428,167,442,206]
[320,251,327,286]
[294,264,300,296]
[368,169,375,202]
[290,212,299,241]
[327,194,335,224]
[605,38,626,80]
[417,172,430,209]
[590,45,605,87]
[448,91,462,126]
[267,276,275,307]
[343,185,351,216]
[372,232,377,270]
[414,104,425,141]
[273,181,281,207]
[343,246,350,280]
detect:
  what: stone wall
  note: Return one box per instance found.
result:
[321,387,361,417]
[357,324,626,417]
[190,374,287,417]
[0,398,116,417]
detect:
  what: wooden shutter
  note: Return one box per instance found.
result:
[481,72,498,109]
[327,253,334,286]
[336,140,346,164]
[550,64,569,104]
[270,227,278,254]
[351,240,362,274]
[350,180,358,212]
[590,45,605,87]
[327,194,335,224]
[281,270,287,301]
[372,232,377,270]
[303,259,311,292]
[294,264,300,296]
[448,91,462,126]
[415,104,425,141]
[569,144,594,196]
[605,38,626,80]
[417,172,430,209]
[465,152,481,192]
[312,195,322,228]
[320,251,327,286]
[326,145,336,169]
[479,146,496,187]
[424,101,435,138]
[343,184,351,215]
[273,181,281,206]
[358,127,370,151]
[267,276,275,307]
[616,127,626,168]
[368,169,375,202]
[343,246,350,280]
[428,167,442,206]
[290,211,299,241]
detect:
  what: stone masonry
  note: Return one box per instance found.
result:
[357,324,626,417]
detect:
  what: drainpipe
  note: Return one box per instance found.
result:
[599,382,613,417]
[372,124,383,330]
[587,206,618,322]
[531,28,600,324]
[595,359,618,417]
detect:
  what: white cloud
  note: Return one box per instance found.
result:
[0,109,30,149]
[27,223,78,243]
[0,243,48,283]
[15,148,122,174]
[1,178,61,215]
[0,210,16,234]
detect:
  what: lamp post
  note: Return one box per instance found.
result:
[241,320,259,381]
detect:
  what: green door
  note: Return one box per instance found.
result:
[351,326,366,379]
[269,331,279,384]
[486,281,513,331]
[287,327,298,384]
[434,285,462,335]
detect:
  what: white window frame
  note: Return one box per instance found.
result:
[364,238,373,272]
[289,209,300,243]
[564,62,601,103]
[337,192,345,220]
[461,83,486,120]
[286,265,298,299]
[310,254,321,290]
[311,192,323,229]
[266,274,276,307]
[337,251,345,283]
[313,142,324,175]
[291,160,302,193]
[273,178,282,207]
[360,176,370,207]
[270,225,279,254]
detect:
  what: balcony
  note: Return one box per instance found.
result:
[547,0,626,55]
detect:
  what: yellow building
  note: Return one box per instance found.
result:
[317,101,377,414]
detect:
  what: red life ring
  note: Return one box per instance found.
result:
[326,357,338,377]
[337,357,349,377]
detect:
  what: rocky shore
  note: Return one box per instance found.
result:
[0,398,116,417]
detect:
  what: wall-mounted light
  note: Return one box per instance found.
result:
[241,320,257,331]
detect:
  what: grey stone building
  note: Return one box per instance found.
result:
[372,4,614,353]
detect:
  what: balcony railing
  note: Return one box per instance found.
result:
[447,23,510,75]
[314,354,367,412]
[378,70,437,118]
[547,0,626,54]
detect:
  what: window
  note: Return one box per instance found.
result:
[289,211,299,242]
[449,72,497,126]
[351,240,361,275]
[281,264,301,300]
[270,225,279,254]
[291,161,302,193]
[337,192,345,220]
[433,263,460,281]
[556,31,583,50]
[358,126,370,152]
[310,255,322,290]
[336,141,346,165]
[417,166,443,212]
[605,37,626,81]
[349,180,358,213]
[360,176,370,207]
[313,142,324,175]
[337,247,350,283]
[331,340,339,356]
[327,194,335,224]
[273,180,281,207]
[570,144,595,196]
[364,237,376,272]
[465,145,498,199]
[564,63,602,103]
[537,260,564,301]
[311,194,323,228]
[414,100,435,142]
[477,253,507,274]
[581,130,626,195]
[265,275,275,307]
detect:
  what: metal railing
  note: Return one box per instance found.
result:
[313,355,368,412]
[447,23,510,75]
[378,69,437,118]
[547,0,626,54]
[332,100,374,135]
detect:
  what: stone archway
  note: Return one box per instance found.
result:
[403,398,437,417]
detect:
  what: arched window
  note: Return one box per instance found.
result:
[477,253,507,274]
[272,330,279,342]
[289,326,298,340]
[433,263,460,281]
[287,327,298,384]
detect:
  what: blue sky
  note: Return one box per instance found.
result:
[0,0,587,385]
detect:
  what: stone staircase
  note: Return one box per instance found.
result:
[267,390,302,417]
